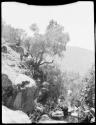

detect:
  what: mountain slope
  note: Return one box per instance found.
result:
[55,46,94,75]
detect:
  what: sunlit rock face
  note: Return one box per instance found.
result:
[2,72,37,114]
[13,74,37,114]
[2,105,31,123]
[14,73,36,87]
[20,87,36,113]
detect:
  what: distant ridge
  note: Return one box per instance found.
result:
[55,46,94,76]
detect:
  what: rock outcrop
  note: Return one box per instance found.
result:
[13,74,37,113]
[2,43,37,114]
[2,105,31,123]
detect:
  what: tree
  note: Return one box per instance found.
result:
[45,19,70,56]
[80,64,95,108]
[28,20,70,70]
[40,64,66,103]
[30,23,39,34]
[23,36,32,52]
[84,65,95,108]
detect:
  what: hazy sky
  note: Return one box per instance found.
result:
[2,1,94,52]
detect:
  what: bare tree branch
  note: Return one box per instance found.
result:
[37,51,44,65]
[40,60,54,66]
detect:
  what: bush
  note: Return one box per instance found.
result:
[80,65,95,108]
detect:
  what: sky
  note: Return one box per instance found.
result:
[2,1,94,52]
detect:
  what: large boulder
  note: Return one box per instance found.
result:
[2,105,31,123]
[2,72,37,113]
[13,91,22,110]
[2,74,15,108]
[13,74,37,114]
[2,62,18,84]
[21,87,36,113]
[14,74,36,87]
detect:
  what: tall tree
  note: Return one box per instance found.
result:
[28,20,70,69]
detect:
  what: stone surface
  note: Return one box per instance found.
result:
[14,74,36,88]
[2,105,31,123]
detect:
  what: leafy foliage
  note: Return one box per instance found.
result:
[59,72,82,107]
[30,23,39,34]
[40,65,67,104]
[80,64,95,108]
[2,21,26,46]
[45,20,69,56]
[28,20,70,69]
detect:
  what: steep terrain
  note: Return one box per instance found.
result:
[2,43,37,123]
[2,41,95,123]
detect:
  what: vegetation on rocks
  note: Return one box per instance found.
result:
[2,19,95,123]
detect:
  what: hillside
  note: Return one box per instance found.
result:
[2,42,95,123]
[55,46,94,76]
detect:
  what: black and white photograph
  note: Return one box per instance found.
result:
[1,1,95,123]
